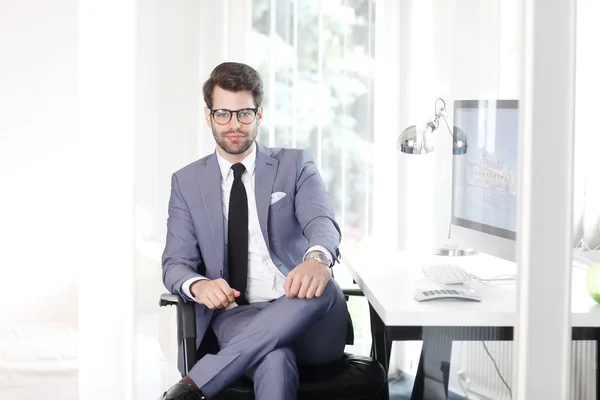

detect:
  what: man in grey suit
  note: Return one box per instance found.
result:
[161,62,348,400]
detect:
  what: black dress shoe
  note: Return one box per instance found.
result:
[162,382,207,400]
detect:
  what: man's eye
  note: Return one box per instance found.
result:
[239,110,251,117]
[216,111,229,117]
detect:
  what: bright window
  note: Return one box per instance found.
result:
[248,0,376,247]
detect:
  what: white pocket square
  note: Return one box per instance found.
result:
[270,192,287,205]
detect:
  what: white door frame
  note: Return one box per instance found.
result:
[514,0,577,398]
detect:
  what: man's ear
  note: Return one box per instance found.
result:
[203,107,211,127]
[256,106,263,126]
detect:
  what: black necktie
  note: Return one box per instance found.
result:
[228,163,249,305]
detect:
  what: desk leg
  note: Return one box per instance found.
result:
[369,303,391,372]
[369,304,392,372]
[411,349,425,400]
[411,328,453,400]
[368,305,392,400]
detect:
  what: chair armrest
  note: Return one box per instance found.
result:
[159,293,181,307]
[159,292,197,375]
[342,288,364,297]
[341,287,364,346]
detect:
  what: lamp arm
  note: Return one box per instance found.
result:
[440,112,454,138]
[431,98,453,138]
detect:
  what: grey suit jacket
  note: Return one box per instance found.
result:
[162,142,341,359]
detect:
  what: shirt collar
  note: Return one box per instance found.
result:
[215,143,257,181]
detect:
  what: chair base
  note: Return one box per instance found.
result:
[213,353,387,400]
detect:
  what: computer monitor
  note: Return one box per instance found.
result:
[450,99,519,262]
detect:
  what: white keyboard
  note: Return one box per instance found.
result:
[422,263,471,285]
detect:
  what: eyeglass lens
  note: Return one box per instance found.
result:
[212,109,256,125]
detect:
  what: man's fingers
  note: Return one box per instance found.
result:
[203,295,218,309]
[305,280,319,299]
[314,281,326,297]
[216,279,236,303]
[297,276,312,299]
[283,274,293,293]
[221,287,236,303]
[214,289,230,308]
[284,275,296,295]
[288,276,302,298]
[233,289,241,297]
[210,292,227,308]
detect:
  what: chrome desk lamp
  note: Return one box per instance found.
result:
[398,98,477,256]
[398,98,468,155]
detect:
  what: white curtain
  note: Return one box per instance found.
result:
[135,1,251,397]
[0,2,79,400]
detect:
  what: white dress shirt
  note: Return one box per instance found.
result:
[182,144,332,307]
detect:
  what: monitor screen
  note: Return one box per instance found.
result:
[450,100,519,260]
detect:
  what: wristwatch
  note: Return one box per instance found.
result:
[303,251,331,267]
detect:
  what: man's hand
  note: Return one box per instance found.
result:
[190,278,241,309]
[284,259,331,299]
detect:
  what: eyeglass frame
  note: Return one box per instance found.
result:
[209,107,260,125]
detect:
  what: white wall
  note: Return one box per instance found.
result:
[0,2,79,399]
[135,0,202,246]
[394,0,520,252]
[0,0,79,324]
[77,0,137,398]
[573,0,600,250]
[134,0,204,394]
[430,0,520,250]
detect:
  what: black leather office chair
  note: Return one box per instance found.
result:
[159,288,388,400]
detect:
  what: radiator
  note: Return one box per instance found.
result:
[458,341,596,400]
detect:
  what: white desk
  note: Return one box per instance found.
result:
[343,248,600,400]
[344,248,600,327]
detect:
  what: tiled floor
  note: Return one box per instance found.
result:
[389,375,467,400]
[389,376,415,400]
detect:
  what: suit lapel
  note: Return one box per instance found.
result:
[255,143,278,250]
[196,154,225,271]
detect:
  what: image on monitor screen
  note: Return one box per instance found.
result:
[451,100,519,243]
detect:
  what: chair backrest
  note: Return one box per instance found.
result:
[330,270,355,346]
[344,300,355,345]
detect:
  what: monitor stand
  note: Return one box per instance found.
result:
[433,243,478,256]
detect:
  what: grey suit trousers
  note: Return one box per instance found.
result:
[187,280,348,400]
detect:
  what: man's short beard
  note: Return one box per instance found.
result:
[213,124,258,155]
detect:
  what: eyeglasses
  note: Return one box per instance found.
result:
[210,108,258,125]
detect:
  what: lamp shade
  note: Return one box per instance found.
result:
[453,127,468,155]
[397,125,435,154]
[398,124,468,155]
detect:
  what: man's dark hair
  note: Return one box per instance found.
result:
[203,62,264,110]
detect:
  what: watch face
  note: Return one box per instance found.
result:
[309,253,329,265]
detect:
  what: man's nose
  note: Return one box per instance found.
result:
[227,113,241,130]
